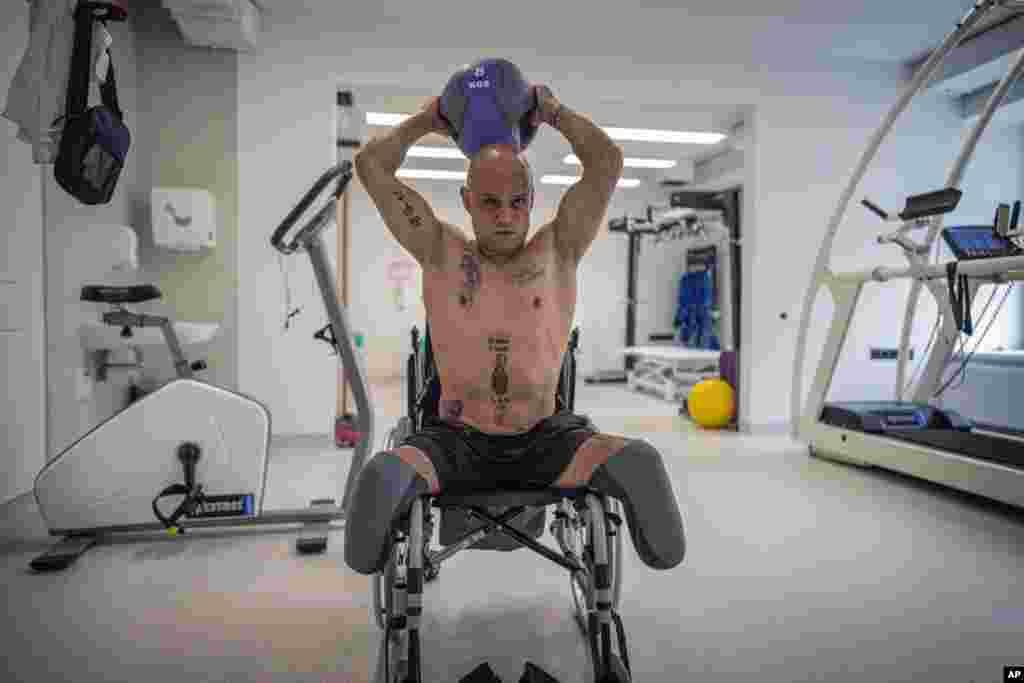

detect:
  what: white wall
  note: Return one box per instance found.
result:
[129,2,240,397]
[1,1,45,503]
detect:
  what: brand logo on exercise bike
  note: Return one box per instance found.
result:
[188,493,255,519]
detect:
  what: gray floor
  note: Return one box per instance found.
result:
[2,383,1023,683]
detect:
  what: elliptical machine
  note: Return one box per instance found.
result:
[30,162,375,571]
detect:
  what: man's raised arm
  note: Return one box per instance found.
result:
[354,102,451,266]
[537,88,625,264]
[357,102,447,175]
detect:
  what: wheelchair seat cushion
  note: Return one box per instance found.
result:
[398,410,598,494]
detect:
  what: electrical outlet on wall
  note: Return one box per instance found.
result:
[74,367,94,402]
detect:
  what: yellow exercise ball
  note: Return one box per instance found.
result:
[688,378,735,429]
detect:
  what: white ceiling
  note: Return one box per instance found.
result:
[342,84,748,190]
[251,0,985,65]
[236,0,1021,189]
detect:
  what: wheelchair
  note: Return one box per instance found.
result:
[372,323,633,683]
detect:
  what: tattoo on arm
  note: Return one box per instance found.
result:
[489,335,511,424]
[392,190,424,228]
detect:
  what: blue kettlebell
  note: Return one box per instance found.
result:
[439,58,540,158]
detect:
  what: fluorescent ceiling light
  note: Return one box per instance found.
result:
[542,175,641,188]
[603,127,724,145]
[408,146,466,159]
[367,112,408,126]
[396,169,468,181]
[369,112,724,146]
[563,154,676,169]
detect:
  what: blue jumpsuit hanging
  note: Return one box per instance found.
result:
[674,269,720,350]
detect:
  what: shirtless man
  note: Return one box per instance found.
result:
[344,84,686,576]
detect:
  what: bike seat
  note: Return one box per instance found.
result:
[80,284,163,304]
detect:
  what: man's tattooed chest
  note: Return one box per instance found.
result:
[456,247,550,310]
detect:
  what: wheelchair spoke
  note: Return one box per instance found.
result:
[571,570,590,634]
[562,503,595,637]
[373,572,386,630]
[422,512,440,583]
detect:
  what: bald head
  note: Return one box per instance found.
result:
[466,144,534,196]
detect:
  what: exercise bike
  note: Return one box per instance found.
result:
[30,162,374,571]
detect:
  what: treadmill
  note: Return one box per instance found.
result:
[798,191,1024,507]
[791,11,1024,511]
[817,203,1024,471]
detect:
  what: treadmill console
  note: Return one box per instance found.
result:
[941,225,1023,261]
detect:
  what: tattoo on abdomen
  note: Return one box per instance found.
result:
[392,190,424,228]
[459,251,482,307]
[489,335,511,424]
[441,399,464,422]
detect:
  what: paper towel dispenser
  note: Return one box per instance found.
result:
[151,187,217,252]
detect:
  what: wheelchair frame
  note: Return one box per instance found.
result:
[371,324,633,682]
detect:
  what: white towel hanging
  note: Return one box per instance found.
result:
[3,0,115,165]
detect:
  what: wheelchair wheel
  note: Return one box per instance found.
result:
[373,538,410,683]
[570,559,591,633]
[372,552,394,631]
[373,506,438,633]
[563,497,624,637]
[555,499,593,634]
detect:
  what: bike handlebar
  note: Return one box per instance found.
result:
[270,161,354,254]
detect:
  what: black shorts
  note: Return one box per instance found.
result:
[398,410,599,494]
